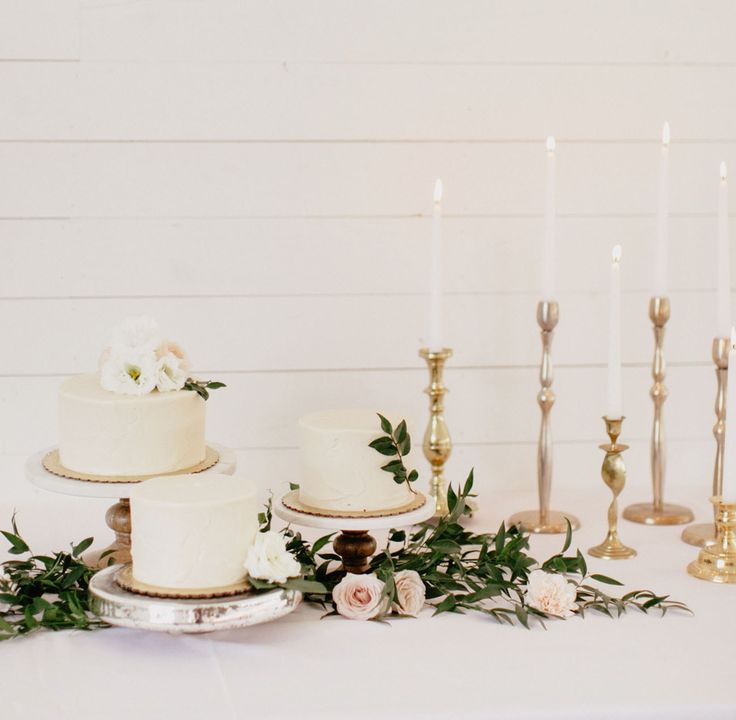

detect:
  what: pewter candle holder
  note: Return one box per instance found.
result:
[419,347,453,518]
[508,301,579,534]
[682,337,729,546]
[624,297,693,525]
[589,417,636,559]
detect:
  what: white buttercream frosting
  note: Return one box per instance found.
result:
[130,473,258,590]
[298,409,415,512]
[58,374,205,476]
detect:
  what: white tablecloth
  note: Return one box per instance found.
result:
[3,487,735,720]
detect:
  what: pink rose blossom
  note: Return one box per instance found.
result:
[333,573,387,621]
[392,570,425,617]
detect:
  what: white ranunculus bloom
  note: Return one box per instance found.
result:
[109,316,162,353]
[524,569,579,619]
[99,349,159,396]
[156,351,189,392]
[244,531,302,585]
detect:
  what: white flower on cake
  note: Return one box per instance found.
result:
[99,349,159,396]
[392,569,425,617]
[155,351,189,392]
[524,569,578,619]
[332,573,387,621]
[244,531,302,584]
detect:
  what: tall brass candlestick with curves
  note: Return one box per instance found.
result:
[419,347,453,518]
[624,297,693,525]
[682,337,729,546]
[508,301,579,534]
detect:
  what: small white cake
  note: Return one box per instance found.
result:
[130,473,258,590]
[298,409,415,513]
[59,374,206,477]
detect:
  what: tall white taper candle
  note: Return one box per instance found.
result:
[654,122,670,297]
[607,245,623,419]
[429,178,444,351]
[542,136,556,301]
[722,327,736,502]
[717,162,731,339]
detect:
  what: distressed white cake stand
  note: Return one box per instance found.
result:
[89,564,301,634]
[274,492,435,574]
[25,444,236,568]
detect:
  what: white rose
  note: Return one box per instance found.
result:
[109,316,162,353]
[244,531,302,585]
[333,573,387,621]
[156,351,188,392]
[99,349,159,396]
[392,569,425,617]
[524,569,578,619]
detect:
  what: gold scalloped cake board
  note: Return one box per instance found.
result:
[115,565,251,599]
[42,446,220,484]
[282,489,427,519]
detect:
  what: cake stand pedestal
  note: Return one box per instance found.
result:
[25,444,236,568]
[274,494,435,574]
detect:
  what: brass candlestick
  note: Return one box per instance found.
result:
[682,337,729,546]
[687,498,736,582]
[419,348,453,517]
[624,297,693,525]
[589,417,636,559]
[508,301,579,534]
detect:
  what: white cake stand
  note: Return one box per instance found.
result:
[25,444,236,567]
[274,493,435,573]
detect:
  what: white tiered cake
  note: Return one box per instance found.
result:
[130,473,258,590]
[298,409,415,513]
[59,374,205,477]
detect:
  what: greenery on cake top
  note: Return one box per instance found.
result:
[183,378,226,401]
[368,413,419,492]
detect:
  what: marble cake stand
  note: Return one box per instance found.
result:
[274,493,435,573]
[25,444,236,568]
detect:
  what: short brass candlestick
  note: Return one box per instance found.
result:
[419,347,453,518]
[624,297,693,525]
[589,417,636,559]
[508,301,579,534]
[682,337,729,546]
[687,498,736,583]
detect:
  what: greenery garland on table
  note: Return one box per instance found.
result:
[0,416,690,639]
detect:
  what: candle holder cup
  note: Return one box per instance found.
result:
[508,301,579,534]
[624,297,693,526]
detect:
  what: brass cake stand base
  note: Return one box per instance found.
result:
[681,522,717,547]
[623,502,694,526]
[507,510,580,535]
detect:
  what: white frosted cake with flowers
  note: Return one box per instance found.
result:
[58,316,224,477]
[298,409,417,513]
[130,473,258,590]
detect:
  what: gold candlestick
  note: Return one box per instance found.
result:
[682,337,729,546]
[508,301,579,534]
[589,417,636,559]
[687,498,736,583]
[419,347,453,518]
[624,297,693,525]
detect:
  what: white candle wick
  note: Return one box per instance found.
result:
[612,244,622,264]
[721,161,728,182]
[662,121,671,147]
[546,135,556,154]
[433,178,443,205]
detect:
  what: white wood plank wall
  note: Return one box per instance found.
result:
[1,1,734,505]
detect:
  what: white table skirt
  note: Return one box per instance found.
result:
[3,485,735,720]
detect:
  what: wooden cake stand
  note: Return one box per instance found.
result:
[25,444,236,568]
[274,491,436,573]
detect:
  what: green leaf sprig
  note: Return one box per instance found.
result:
[183,378,226,401]
[368,414,419,492]
[0,517,109,641]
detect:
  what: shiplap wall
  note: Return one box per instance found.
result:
[1,0,734,505]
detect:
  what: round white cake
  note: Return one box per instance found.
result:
[130,473,258,590]
[298,409,416,513]
[59,374,206,477]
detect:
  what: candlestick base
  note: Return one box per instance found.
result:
[681,522,717,547]
[507,510,580,535]
[589,534,637,560]
[687,501,736,583]
[623,502,693,526]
